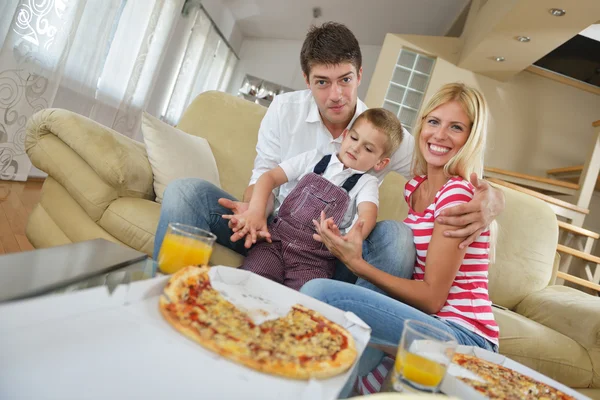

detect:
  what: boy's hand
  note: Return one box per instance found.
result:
[223,209,271,248]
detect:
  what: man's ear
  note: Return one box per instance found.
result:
[356,67,363,86]
[303,73,310,88]
[373,157,390,172]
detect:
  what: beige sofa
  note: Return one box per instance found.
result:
[25,91,600,397]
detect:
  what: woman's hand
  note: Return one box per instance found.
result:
[312,211,364,268]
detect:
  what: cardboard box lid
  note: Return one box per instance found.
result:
[0,267,371,400]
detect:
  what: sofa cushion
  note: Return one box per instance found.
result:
[99,198,162,256]
[39,177,121,244]
[493,306,593,388]
[141,112,221,203]
[210,244,245,268]
[515,285,600,388]
[488,185,558,309]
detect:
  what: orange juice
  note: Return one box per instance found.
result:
[158,232,213,274]
[395,351,447,388]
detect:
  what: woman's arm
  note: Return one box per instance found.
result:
[352,220,466,314]
[316,212,466,314]
[437,173,505,248]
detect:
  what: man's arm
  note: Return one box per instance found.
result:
[437,173,505,248]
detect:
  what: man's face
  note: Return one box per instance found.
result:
[304,63,362,127]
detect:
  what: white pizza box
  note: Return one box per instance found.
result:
[0,266,371,400]
[439,345,590,400]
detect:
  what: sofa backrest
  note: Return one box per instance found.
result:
[177,91,267,200]
[488,185,558,309]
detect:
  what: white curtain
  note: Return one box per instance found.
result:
[0,0,86,181]
[162,6,237,126]
[0,0,236,181]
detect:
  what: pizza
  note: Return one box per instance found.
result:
[159,266,357,379]
[452,353,576,400]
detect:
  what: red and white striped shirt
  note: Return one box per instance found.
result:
[403,175,499,345]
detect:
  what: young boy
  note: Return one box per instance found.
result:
[226,108,403,290]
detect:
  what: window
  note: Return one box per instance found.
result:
[162,6,238,125]
[382,49,435,133]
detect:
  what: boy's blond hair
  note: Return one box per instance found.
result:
[352,108,403,157]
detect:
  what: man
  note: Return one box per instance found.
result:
[154,22,504,283]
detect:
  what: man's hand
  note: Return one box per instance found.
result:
[222,209,271,249]
[218,198,250,231]
[219,198,271,248]
[437,173,505,248]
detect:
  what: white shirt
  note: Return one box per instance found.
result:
[250,89,415,208]
[279,149,379,231]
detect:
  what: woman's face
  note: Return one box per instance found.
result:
[419,100,471,170]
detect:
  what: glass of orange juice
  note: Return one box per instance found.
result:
[157,223,217,274]
[392,319,457,393]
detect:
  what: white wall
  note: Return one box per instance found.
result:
[228,37,382,101]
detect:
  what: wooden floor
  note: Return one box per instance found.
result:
[0,179,43,254]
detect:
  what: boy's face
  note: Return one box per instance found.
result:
[338,119,390,172]
[304,62,362,127]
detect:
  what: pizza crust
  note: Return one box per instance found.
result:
[159,266,358,380]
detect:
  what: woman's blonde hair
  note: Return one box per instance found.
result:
[412,82,497,261]
[412,82,488,180]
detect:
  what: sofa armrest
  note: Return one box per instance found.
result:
[26,109,154,198]
[515,285,600,352]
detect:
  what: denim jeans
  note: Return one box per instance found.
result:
[154,178,417,283]
[300,279,498,398]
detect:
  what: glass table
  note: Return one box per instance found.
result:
[0,239,158,302]
[57,257,158,295]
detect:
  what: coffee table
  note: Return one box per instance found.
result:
[0,239,157,302]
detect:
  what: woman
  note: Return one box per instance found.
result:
[302,83,499,396]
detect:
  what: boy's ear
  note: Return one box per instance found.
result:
[342,128,349,138]
[373,157,390,172]
[303,73,310,88]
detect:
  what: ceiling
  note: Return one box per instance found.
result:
[221,0,471,46]
[580,24,600,42]
[457,0,600,81]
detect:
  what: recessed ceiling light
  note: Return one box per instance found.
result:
[549,8,566,16]
[516,36,531,43]
[494,56,505,62]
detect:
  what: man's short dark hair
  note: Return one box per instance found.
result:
[300,22,362,78]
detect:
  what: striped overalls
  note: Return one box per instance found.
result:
[241,155,363,290]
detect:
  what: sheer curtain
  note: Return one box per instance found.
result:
[162,5,238,126]
[0,0,237,181]
[0,0,86,181]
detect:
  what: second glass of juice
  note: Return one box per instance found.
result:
[157,223,216,274]
[393,319,457,393]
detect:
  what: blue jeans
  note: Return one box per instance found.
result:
[300,279,498,398]
[154,179,417,282]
